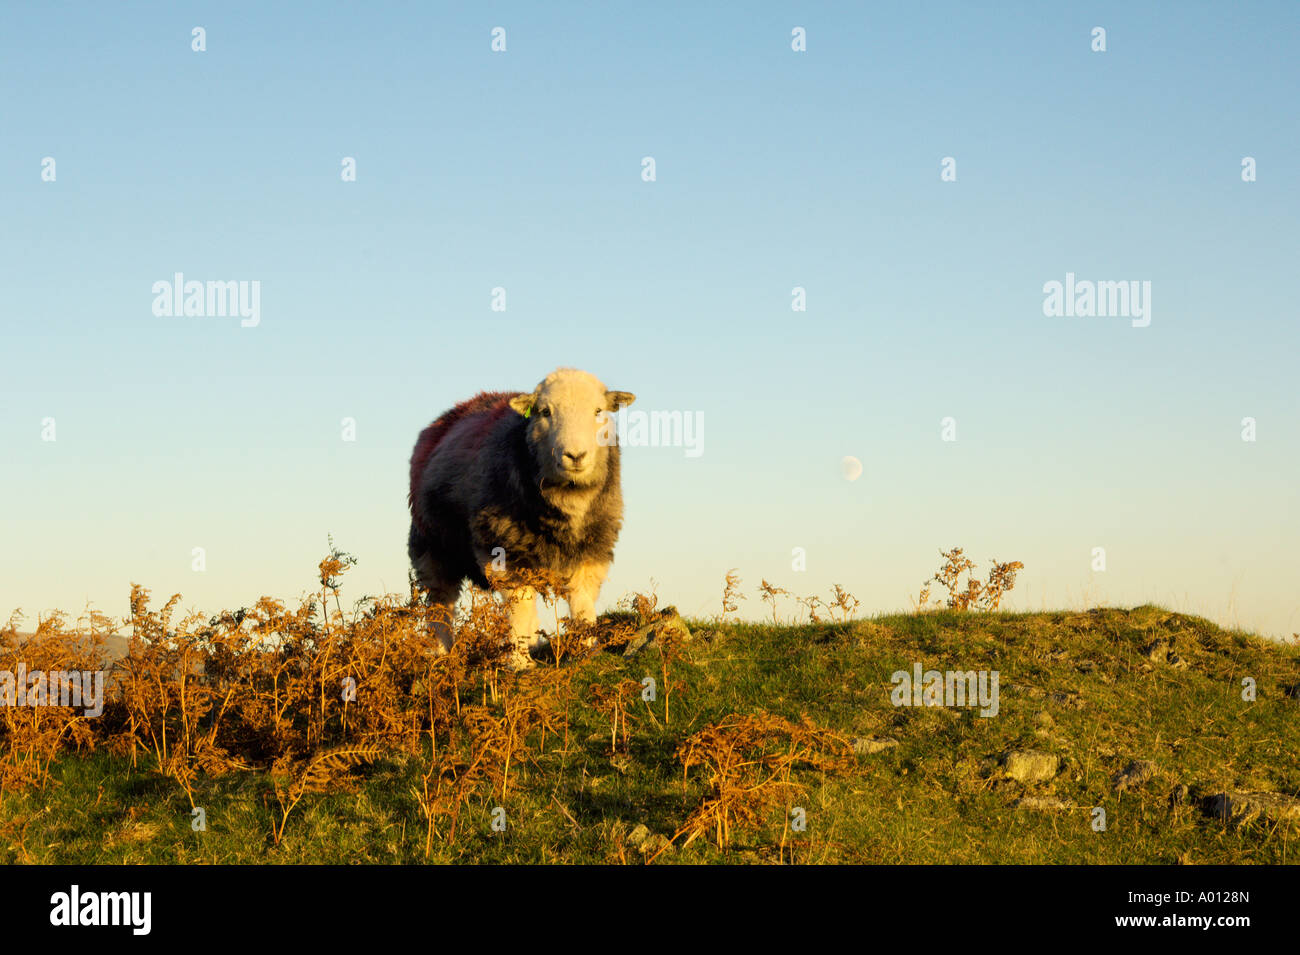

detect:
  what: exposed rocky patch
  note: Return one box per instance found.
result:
[626,823,672,857]
[1142,636,1189,670]
[852,736,899,755]
[1202,791,1300,829]
[620,608,691,658]
[1002,750,1059,784]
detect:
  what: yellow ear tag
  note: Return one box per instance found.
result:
[523,406,531,419]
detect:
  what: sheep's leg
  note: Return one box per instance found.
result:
[409,530,459,654]
[505,585,540,669]
[565,562,609,646]
[426,602,456,654]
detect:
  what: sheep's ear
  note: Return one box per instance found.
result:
[509,393,535,417]
[606,390,636,410]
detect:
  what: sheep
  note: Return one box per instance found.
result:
[407,368,636,669]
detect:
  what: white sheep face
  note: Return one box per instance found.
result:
[509,368,635,489]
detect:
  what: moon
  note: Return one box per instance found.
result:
[841,456,863,482]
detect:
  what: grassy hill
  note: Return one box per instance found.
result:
[3,603,1297,864]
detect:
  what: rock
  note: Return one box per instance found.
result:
[622,609,691,658]
[640,834,673,856]
[1030,712,1056,741]
[625,825,671,857]
[621,632,655,658]
[1143,637,1189,670]
[1015,795,1074,811]
[1203,791,1300,828]
[1112,759,1158,793]
[1003,750,1059,784]
[852,736,899,755]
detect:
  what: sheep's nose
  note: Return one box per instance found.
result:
[563,450,588,468]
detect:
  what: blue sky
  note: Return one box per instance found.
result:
[2,2,1297,637]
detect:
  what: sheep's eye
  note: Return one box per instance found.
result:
[540,407,551,418]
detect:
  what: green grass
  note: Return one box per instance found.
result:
[4,604,1298,864]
